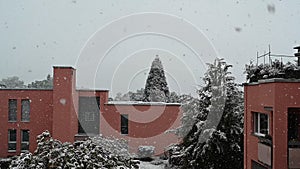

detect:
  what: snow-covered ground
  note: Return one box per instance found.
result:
[138,160,167,169]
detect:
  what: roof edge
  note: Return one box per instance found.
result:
[243,78,300,86]
[53,66,75,69]
[0,88,53,91]
[106,101,181,106]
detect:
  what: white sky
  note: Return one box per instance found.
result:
[0,0,299,97]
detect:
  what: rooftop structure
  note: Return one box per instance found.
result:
[244,46,300,169]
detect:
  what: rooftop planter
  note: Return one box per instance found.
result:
[245,60,300,83]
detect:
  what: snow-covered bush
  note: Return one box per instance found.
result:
[245,60,300,82]
[137,146,155,159]
[0,158,11,168]
[9,131,139,169]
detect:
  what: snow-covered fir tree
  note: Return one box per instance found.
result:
[168,58,244,169]
[167,94,201,138]
[143,56,170,102]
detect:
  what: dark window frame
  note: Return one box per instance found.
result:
[121,114,129,135]
[78,96,100,134]
[253,112,269,137]
[21,130,30,151]
[21,99,30,122]
[8,99,17,122]
[8,129,17,152]
[288,109,300,148]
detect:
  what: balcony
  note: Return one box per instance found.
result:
[258,139,272,167]
[257,139,300,169]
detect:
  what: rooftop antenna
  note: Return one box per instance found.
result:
[256,51,259,66]
[263,50,266,65]
[268,44,271,65]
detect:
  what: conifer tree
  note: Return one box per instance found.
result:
[169,58,244,169]
[143,56,170,102]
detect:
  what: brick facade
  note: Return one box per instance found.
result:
[0,66,181,157]
[244,79,300,169]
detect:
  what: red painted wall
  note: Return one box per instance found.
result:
[101,103,181,155]
[0,89,53,157]
[244,81,300,169]
[0,66,181,157]
[52,66,78,143]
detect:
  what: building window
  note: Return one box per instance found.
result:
[8,99,17,122]
[121,114,128,135]
[21,99,30,122]
[21,130,30,151]
[251,160,268,169]
[288,112,300,142]
[253,112,269,136]
[84,112,95,121]
[8,129,17,152]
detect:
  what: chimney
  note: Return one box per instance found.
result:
[294,46,300,66]
[52,66,78,143]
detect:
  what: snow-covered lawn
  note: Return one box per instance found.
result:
[138,160,166,169]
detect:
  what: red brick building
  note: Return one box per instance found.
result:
[244,78,300,169]
[0,66,181,158]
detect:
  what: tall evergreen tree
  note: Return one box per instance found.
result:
[143,56,170,102]
[169,58,244,169]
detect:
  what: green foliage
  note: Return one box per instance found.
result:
[143,56,170,102]
[28,74,53,89]
[167,94,201,137]
[0,76,25,88]
[245,60,300,82]
[114,88,145,101]
[9,131,139,169]
[168,58,244,169]
[0,74,53,89]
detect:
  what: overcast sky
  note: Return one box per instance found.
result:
[0,0,299,97]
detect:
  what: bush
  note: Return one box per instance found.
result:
[245,60,300,82]
[9,131,139,169]
[137,146,155,161]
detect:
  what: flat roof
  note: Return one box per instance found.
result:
[77,88,109,92]
[0,88,110,91]
[53,66,75,69]
[106,101,181,106]
[0,88,52,91]
[243,78,300,86]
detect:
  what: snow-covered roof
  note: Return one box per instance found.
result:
[106,101,181,106]
[77,88,109,91]
[0,88,52,91]
[243,78,300,86]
